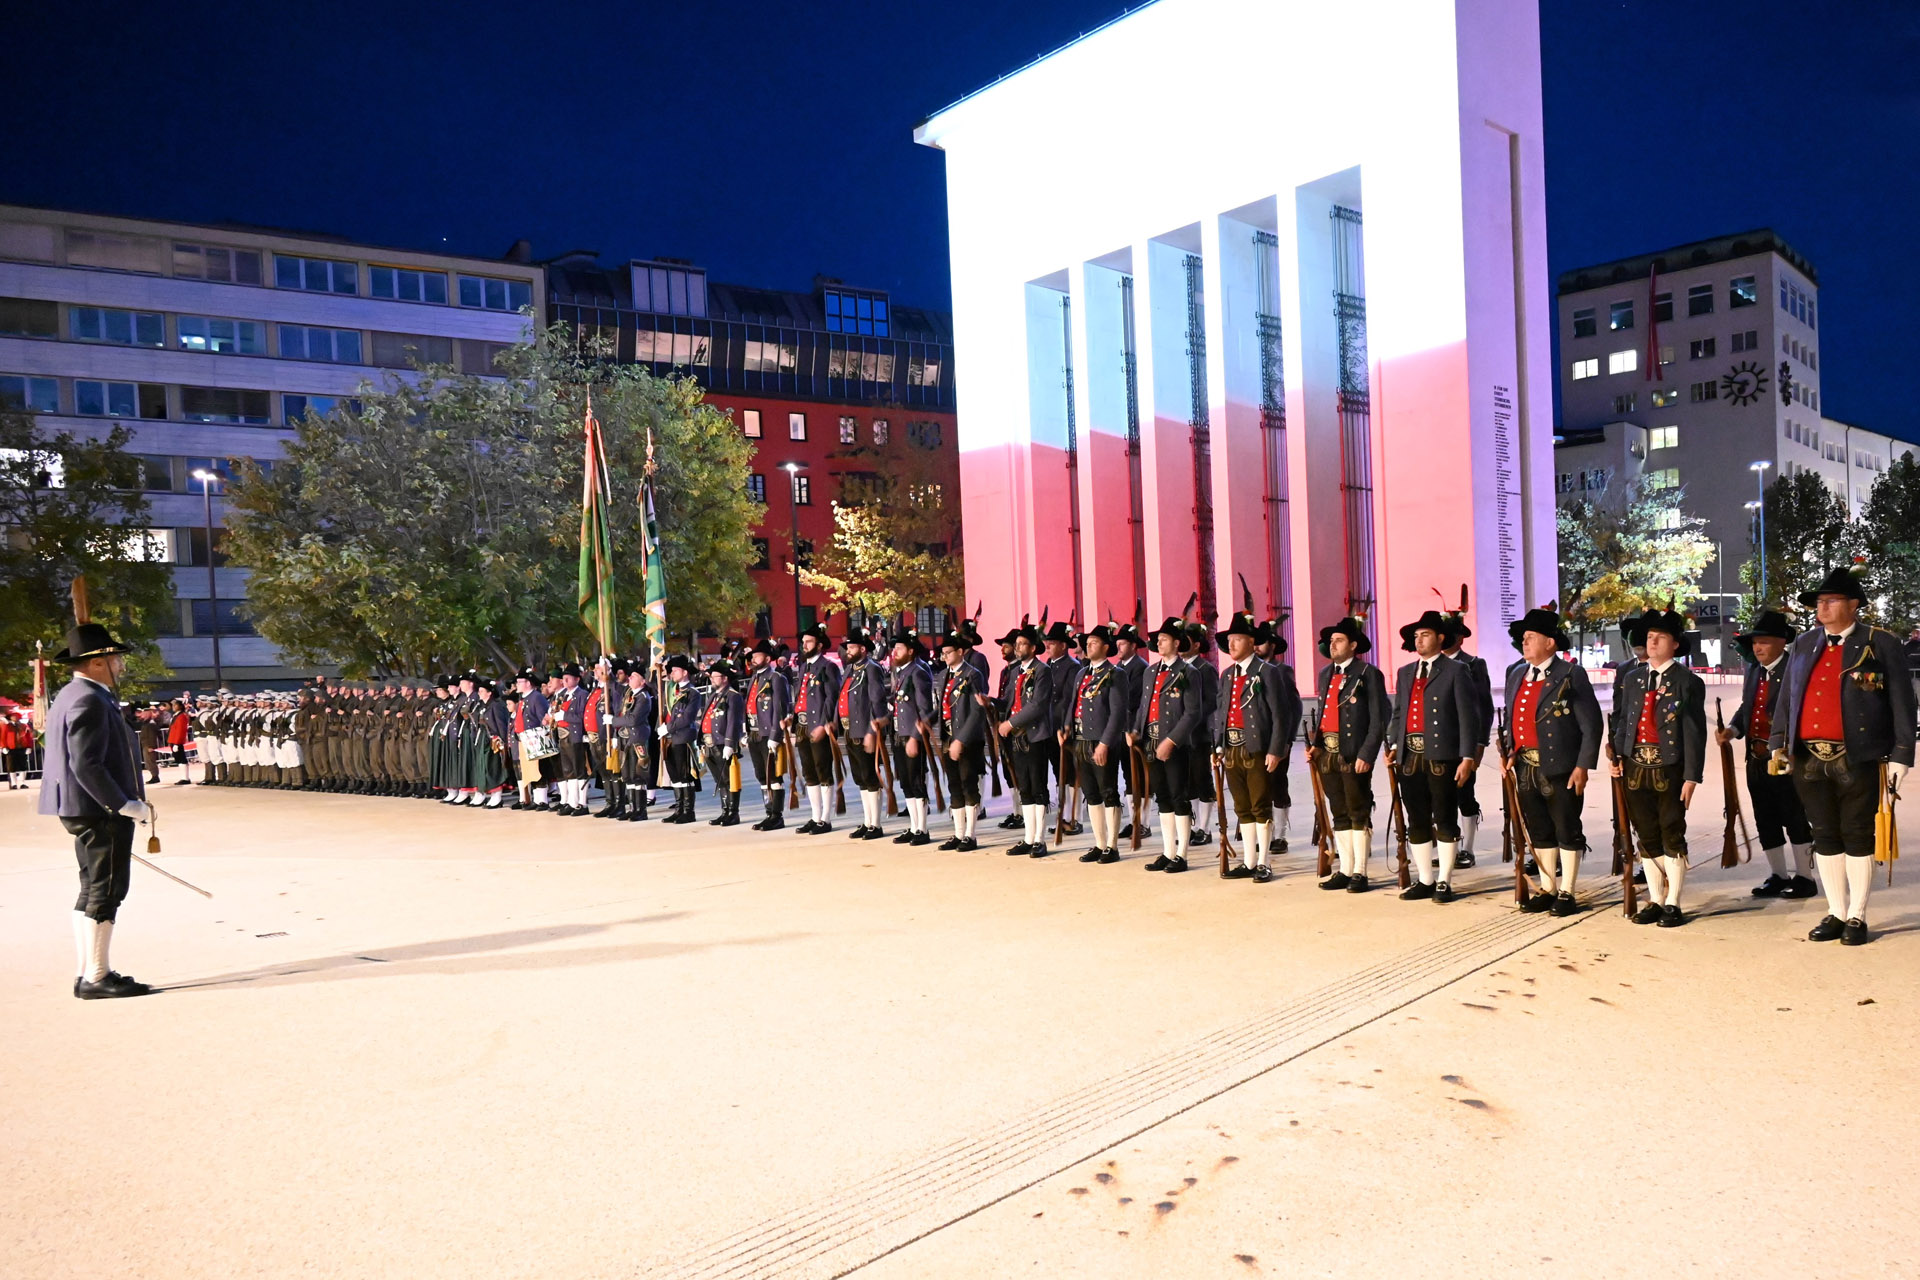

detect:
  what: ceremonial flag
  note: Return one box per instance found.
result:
[638,427,668,659]
[577,394,617,655]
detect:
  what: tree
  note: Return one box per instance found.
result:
[796,439,964,623]
[0,410,175,696]
[223,323,762,676]
[1856,453,1920,632]
[1737,469,1857,624]
[1557,476,1715,641]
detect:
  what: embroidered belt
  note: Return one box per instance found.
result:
[1805,739,1845,762]
[1631,744,1665,766]
[1516,747,1541,766]
[1321,731,1341,752]
[1224,727,1246,747]
[1402,732,1425,754]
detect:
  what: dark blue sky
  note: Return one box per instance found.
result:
[8,1,1915,437]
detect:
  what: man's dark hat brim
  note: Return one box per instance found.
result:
[1041,621,1074,644]
[1215,611,1261,648]
[1317,617,1372,658]
[665,655,692,673]
[1507,608,1572,652]
[1079,624,1116,647]
[1798,565,1868,608]
[1146,617,1193,651]
[1398,610,1453,652]
[1734,608,1795,660]
[1638,609,1692,656]
[53,622,132,663]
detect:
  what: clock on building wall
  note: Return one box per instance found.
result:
[1720,361,1770,406]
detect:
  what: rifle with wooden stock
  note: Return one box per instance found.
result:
[1612,761,1638,919]
[1493,710,1532,907]
[784,715,802,810]
[1307,749,1335,878]
[1715,697,1752,869]
[1385,747,1411,889]
[1210,750,1234,873]
[1053,733,1079,849]
[1128,740,1149,852]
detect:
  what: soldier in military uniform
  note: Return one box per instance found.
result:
[1039,620,1084,836]
[547,664,590,815]
[1720,608,1815,898]
[1501,603,1604,915]
[1111,622,1149,840]
[743,640,790,830]
[1212,612,1292,882]
[1440,602,1494,869]
[991,621,1027,830]
[1131,617,1204,874]
[1252,615,1302,860]
[1608,605,1707,926]
[1059,624,1125,864]
[999,623,1056,857]
[836,627,890,840]
[881,628,934,845]
[1182,623,1221,848]
[933,631,986,851]
[791,625,843,834]
[1769,566,1916,945]
[609,661,653,821]
[659,655,703,824]
[1388,610,1481,903]
[699,661,747,826]
[1311,614,1391,893]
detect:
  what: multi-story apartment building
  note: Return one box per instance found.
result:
[1552,229,1914,652]
[545,254,959,641]
[0,204,541,688]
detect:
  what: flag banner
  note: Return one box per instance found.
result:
[640,427,668,659]
[577,394,618,655]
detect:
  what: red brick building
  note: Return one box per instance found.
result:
[546,255,960,642]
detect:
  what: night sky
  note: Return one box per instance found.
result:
[7,1,1915,438]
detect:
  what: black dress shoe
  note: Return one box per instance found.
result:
[1188,829,1211,846]
[1028,844,1053,858]
[1552,892,1580,917]
[1098,848,1120,864]
[1521,894,1553,914]
[1078,848,1104,863]
[1319,872,1351,891]
[955,836,979,852]
[1345,874,1369,893]
[1144,854,1172,872]
[998,813,1023,829]
[1006,842,1032,856]
[1633,903,1665,925]
[1454,851,1475,868]
[1251,865,1272,883]
[1222,864,1254,880]
[893,829,918,844]
[1116,823,1134,840]
[846,825,869,839]
[908,831,931,846]
[1842,918,1870,946]
[1060,819,1083,836]
[77,972,154,999]
[813,822,832,834]
[1433,882,1456,903]
[1524,855,1538,876]
[860,826,887,840]
[1657,905,1686,928]
[1782,875,1819,899]
[796,820,821,834]
[937,835,962,850]
[1751,874,1790,898]
[1808,914,1846,942]
[1400,881,1433,900]
[1633,867,1647,885]
[1162,856,1188,873]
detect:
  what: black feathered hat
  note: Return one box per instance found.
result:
[1638,603,1692,656]
[52,622,132,663]
[1317,614,1372,658]
[1146,616,1192,651]
[1078,623,1116,649]
[1507,602,1572,652]
[1215,610,1261,648]
[1734,608,1795,662]
[1398,610,1453,652]
[1040,620,1074,645]
[1798,562,1868,608]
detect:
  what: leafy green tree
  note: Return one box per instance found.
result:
[1557,476,1715,641]
[0,410,175,696]
[223,323,762,676]
[1856,453,1920,632]
[1736,469,1858,624]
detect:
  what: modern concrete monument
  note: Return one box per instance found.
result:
[915,0,1555,666]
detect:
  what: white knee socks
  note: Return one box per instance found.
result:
[1791,842,1814,877]
[1253,822,1271,868]
[1815,852,1847,918]
[1642,855,1669,904]
[1845,855,1874,921]
[1763,844,1789,876]
[1435,840,1458,887]
[1192,800,1213,836]
[1560,845,1580,895]
[907,797,927,833]
[1159,814,1176,858]
[72,912,91,979]
[1534,846,1560,895]
[1661,855,1686,907]
[1459,814,1478,856]
[1410,841,1436,886]
[86,919,113,984]
[1173,814,1191,862]
[1238,825,1257,869]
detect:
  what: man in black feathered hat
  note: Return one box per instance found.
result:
[1064,623,1127,863]
[1211,612,1294,881]
[1181,623,1220,848]
[1111,621,1151,839]
[1249,614,1303,858]
[881,627,935,845]
[1439,593,1493,870]
[999,621,1057,855]
[1040,620,1085,838]
[698,661,746,827]
[1501,603,1604,915]
[545,662,591,815]
[934,629,987,850]
[658,654,704,823]
[838,627,891,839]
[1607,603,1707,926]
[1387,610,1480,904]
[791,622,843,833]
[1310,614,1392,893]
[743,638,790,830]
[1719,607,1814,898]
[1768,563,1915,945]
[1131,617,1201,872]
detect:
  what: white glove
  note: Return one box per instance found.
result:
[1890,763,1909,795]
[120,800,152,823]
[722,745,735,760]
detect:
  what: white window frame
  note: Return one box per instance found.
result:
[1571,357,1598,381]
[1607,349,1637,375]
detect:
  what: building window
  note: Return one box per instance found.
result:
[872,418,889,445]
[180,387,271,424]
[824,289,889,337]
[1730,330,1758,353]
[1810,390,1818,412]
[172,243,262,285]
[0,374,58,413]
[1651,388,1679,408]
[278,325,364,363]
[369,266,449,304]
[746,473,766,503]
[1652,292,1673,323]
[788,411,807,440]
[1689,338,1716,360]
[1612,393,1637,414]
[1649,425,1678,450]
[632,264,707,317]
[792,474,812,505]
[1608,349,1637,375]
[1654,507,1683,531]
[0,296,59,337]
[1645,467,1679,491]
[1729,275,1758,308]
[749,538,770,571]
[370,331,453,368]
[1571,357,1599,381]
[69,307,164,347]
[1571,308,1596,338]
[907,419,943,449]
[190,598,254,636]
[1659,345,1674,366]
[906,351,942,388]
[1688,380,1718,403]
[1780,279,1815,328]
[275,255,358,295]
[283,394,359,423]
[741,408,762,438]
[1687,284,1714,316]
[1609,300,1634,331]
[75,381,166,420]
[177,316,265,355]
[456,275,532,312]
[65,229,164,274]
[132,455,175,492]
[839,415,857,444]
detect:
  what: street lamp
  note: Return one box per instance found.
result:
[782,461,808,637]
[191,468,223,690]
[1749,460,1772,602]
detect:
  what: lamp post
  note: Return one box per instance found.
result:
[1749,460,1772,603]
[782,461,808,636]
[191,468,223,690]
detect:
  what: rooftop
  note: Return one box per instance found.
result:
[1556,228,1817,296]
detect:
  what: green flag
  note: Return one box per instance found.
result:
[577,395,617,654]
[639,427,668,659]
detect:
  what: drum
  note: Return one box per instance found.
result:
[520,726,559,760]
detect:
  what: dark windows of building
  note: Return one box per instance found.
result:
[635,327,709,367]
[181,387,271,424]
[65,229,165,274]
[792,475,812,505]
[132,455,174,492]
[184,456,236,485]
[275,255,358,295]
[1652,292,1673,323]
[75,380,166,419]
[1686,283,1713,316]
[741,408,762,438]
[906,350,942,388]
[872,418,889,445]
[0,374,58,412]
[1730,330,1759,353]
[1612,393,1636,414]
[1689,337,1716,360]
[907,419,943,449]
[1571,307,1596,338]
[457,275,532,312]
[796,603,817,632]
[369,331,453,368]
[180,527,231,568]
[1609,300,1634,331]
[746,473,766,504]
[1688,380,1718,403]
[633,264,707,317]
[69,306,164,347]
[0,296,59,337]
[172,243,263,285]
[369,266,449,304]
[824,289,888,337]
[283,394,360,423]
[788,411,807,441]
[839,415,857,444]
[794,538,814,568]
[749,537,770,571]
[1729,275,1758,308]
[278,325,363,363]
[915,606,947,636]
[190,598,254,635]
[1780,279,1816,329]
[456,339,510,376]
[177,316,264,355]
